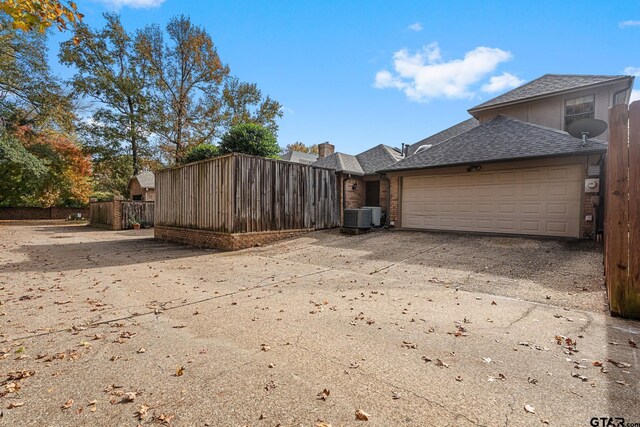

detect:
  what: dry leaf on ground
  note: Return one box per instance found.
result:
[355,409,370,421]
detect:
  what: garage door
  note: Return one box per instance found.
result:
[401,165,583,237]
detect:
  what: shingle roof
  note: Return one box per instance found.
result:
[380,115,607,172]
[311,144,402,176]
[469,74,630,112]
[133,170,155,188]
[408,118,479,155]
[279,150,318,165]
[312,152,364,175]
[355,144,403,174]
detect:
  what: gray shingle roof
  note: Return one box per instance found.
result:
[312,152,364,175]
[380,115,607,172]
[408,118,479,155]
[279,150,318,165]
[355,144,403,174]
[312,144,402,175]
[469,74,630,112]
[133,170,155,188]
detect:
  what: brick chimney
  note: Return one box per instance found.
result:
[318,142,335,159]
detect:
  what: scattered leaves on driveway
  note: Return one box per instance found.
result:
[355,409,370,421]
[317,388,330,400]
[524,404,535,414]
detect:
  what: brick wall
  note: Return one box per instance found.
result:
[0,207,89,220]
[583,194,599,237]
[379,178,390,214]
[388,175,400,225]
[129,180,155,201]
[339,175,365,223]
[155,225,312,251]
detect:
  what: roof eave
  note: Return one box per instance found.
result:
[468,76,633,116]
[376,148,607,174]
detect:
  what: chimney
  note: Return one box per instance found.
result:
[318,142,335,159]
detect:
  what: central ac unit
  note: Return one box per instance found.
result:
[362,206,382,227]
[344,208,372,229]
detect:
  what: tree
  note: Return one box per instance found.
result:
[136,15,283,163]
[15,126,92,207]
[0,15,75,131]
[285,142,318,154]
[219,123,280,158]
[0,130,47,206]
[135,15,229,162]
[0,0,83,33]
[60,13,149,174]
[180,143,219,164]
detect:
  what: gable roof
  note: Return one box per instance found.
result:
[311,144,402,176]
[355,144,403,174]
[469,74,631,113]
[132,170,155,189]
[312,152,365,175]
[380,115,607,172]
[408,118,479,155]
[279,150,318,165]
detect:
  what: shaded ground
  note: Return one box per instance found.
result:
[0,221,638,426]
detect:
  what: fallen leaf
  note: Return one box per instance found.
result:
[524,404,535,414]
[606,358,632,368]
[455,376,463,382]
[391,391,401,400]
[629,339,637,348]
[482,357,492,364]
[434,359,449,368]
[260,344,270,352]
[355,409,370,421]
[136,403,150,420]
[401,341,417,349]
[317,388,330,401]
[62,399,74,409]
[7,401,24,409]
[122,392,136,402]
[137,348,146,354]
[175,366,185,377]
[592,361,603,367]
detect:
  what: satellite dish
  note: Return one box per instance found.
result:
[567,118,607,146]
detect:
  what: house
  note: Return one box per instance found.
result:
[279,150,318,165]
[312,142,403,221]
[128,170,155,201]
[380,74,635,239]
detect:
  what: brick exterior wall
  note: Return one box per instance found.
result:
[0,207,89,220]
[338,175,365,223]
[388,175,400,226]
[582,194,599,238]
[129,179,155,201]
[379,178,390,214]
[154,225,313,251]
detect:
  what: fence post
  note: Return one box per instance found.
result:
[113,196,124,231]
[605,104,630,316]
[627,101,640,318]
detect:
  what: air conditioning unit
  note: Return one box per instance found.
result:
[344,209,372,229]
[362,206,382,227]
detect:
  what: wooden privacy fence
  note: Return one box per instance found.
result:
[154,153,339,248]
[90,198,155,230]
[605,101,640,319]
[121,201,154,229]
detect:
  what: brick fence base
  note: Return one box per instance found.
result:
[154,225,314,251]
[0,207,89,220]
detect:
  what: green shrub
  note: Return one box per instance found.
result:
[219,123,280,158]
[181,143,221,164]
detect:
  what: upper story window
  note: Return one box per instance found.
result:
[564,94,595,130]
[613,90,628,105]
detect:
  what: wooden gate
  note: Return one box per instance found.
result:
[121,201,154,229]
[605,101,640,319]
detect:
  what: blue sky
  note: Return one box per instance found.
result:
[48,0,640,155]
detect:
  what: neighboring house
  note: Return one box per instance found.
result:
[380,74,635,239]
[128,170,155,201]
[312,142,403,221]
[279,150,318,165]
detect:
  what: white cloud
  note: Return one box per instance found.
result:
[631,90,640,103]
[374,42,515,101]
[95,0,165,9]
[624,66,640,76]
[481,72,524,93]
[408,22,423,32]
[619,20,640,28]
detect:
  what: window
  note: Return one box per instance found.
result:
[564,94,594,130]
[613,90,627,105]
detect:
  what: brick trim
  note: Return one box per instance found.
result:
[154,225,313,251]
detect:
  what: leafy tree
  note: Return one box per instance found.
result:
[219,123,280,158]
[135,15,229,162]
[136,15,283,162]
[0,15,74,131]
[285,142,318,154]
[60,13,149,174]
[181,143,220,164]
[0,130,47,206]
[15,126,92,207]
[0,0,83,33]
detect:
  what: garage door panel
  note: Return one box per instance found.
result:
[401,165,582,238]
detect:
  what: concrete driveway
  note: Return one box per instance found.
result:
[0,222,638,426]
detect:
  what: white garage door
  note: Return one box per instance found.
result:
[401,165,583,237]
